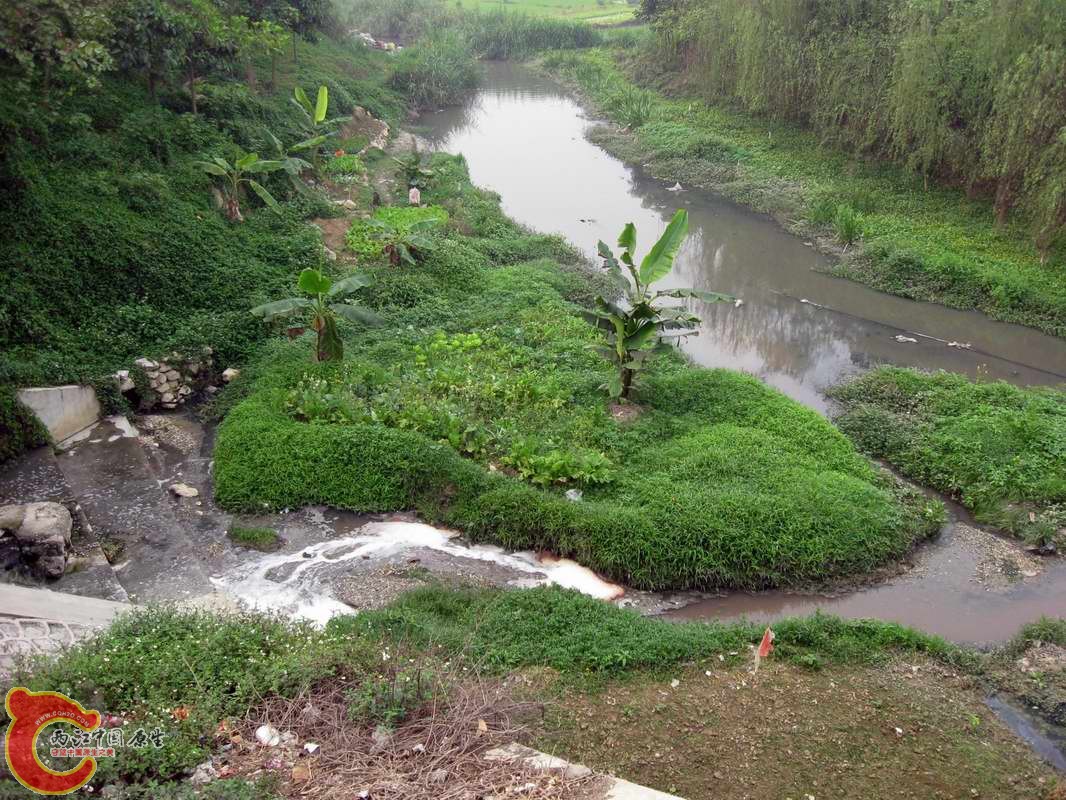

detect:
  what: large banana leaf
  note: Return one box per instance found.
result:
[314,85,329,124]
[250,297,311,321]
[331,303,382,325]
[297,268,332,295]
[327,274,373,297]
[639,209,689,286]
[617,221,636,255]
[247,180,279,211]
[194,160,227,176]
[654,287,735,303]
[291,134,327,152]
[245,159,284,174]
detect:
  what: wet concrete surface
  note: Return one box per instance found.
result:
[415,62,1066,412]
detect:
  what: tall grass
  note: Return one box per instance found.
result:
[468,11,602,59]
[339,0,601,59]
[388,30,481,108]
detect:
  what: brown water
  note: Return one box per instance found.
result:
[417,62,1066,412]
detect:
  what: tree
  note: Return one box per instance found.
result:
[194,151,284,222]
[109,0,188,102]
[591,210,733,400]
[250,268,380,362]
[0,0,112,97]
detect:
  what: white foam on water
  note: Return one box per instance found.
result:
[212,520,624,624]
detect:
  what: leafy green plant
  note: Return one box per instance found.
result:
[393,147,435,189]
[251,268,380,362]
[592,209,733,400]
[365,217,441,266]
[346,206,450,260]
[194,151,284,222]
[834,203,863,246]
[327,153,366,178]
[290,84,348,176]
[501,437,613,486]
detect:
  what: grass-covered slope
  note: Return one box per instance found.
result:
[830,367,1066,546]
[0,38,402,395]
[215,154,940,591]
[542,49,1066,338]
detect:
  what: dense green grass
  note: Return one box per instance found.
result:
[0,37,406,463]
[339,0,604,57]
[227,524,282,551]
[462,0,635,24]
[542,50,1066,338]
[829,367,1066,546]
[3,589,976,790]
[215,153,941,592]
[343,585,972,674]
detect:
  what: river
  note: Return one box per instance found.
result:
[415,62,1066,413]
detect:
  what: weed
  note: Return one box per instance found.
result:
[833,203,862,245]
[227,525,283,551]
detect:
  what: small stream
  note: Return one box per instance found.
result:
[416,62,1066,412]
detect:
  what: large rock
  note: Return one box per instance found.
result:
[5,502,73,579]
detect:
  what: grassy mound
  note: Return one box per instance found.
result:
[215,154,940,591]
[829,367,1066,545]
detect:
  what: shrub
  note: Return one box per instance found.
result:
[833,203,863,244]
[0,385,49,463]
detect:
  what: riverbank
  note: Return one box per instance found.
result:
[4,592,1064,797]
[540,49,1066,339]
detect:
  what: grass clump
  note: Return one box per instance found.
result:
[216,154,941,592]
[227,524,282,551]
[829,367,1066,546]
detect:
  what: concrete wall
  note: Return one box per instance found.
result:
[17,386,102,443]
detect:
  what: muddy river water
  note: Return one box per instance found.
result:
[417,62,1066,412]
[415,61,1066,643]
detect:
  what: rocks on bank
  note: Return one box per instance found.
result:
[0,502,72,579]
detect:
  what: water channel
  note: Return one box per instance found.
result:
[416,62,1066,413]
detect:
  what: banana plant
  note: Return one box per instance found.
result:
[264,129,313,196]
[250,268,380,362]
[194,152,283,222]
[365,218,440,266]
[592,209,734,400]
[290,85,349,176]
